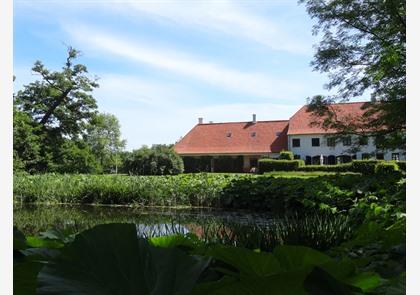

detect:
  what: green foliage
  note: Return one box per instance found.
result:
[279,150,294,160]
[351,160,381,175]
[36,224,210,295]
[14,172,405,214]
[396,161,406,172]
[298,163,352,172]
[84,113,126,173]
[13,107,42,173]
[258,159,304,172]
[300,0,406,150]
[14,223,403,294]
[13,47,127,175]
[54,140,103,174]
[14,173,235,207]
[123,145,184,175]
[374,162,399,175]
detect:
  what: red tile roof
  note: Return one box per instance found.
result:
[288,102,373,135]
[174,120,289,155]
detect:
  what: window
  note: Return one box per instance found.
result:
[376,153,384,160]
[294,155,301,160]
[327,138,335,147]
[251,132,256,137]
[312,138,320,147]
[292,138,300,147]
[392,153,400,161]
[343,137,352,146]
[359,136,368,145]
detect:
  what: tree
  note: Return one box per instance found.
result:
[84,113,126,173]
[14,47,100,171]
[122,145,184,175]
[13,107,42,173]
[300,0,405,150]
[56,140,102,174]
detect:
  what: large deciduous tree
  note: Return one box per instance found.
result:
[14,47,100,171]
[300,0,406,150]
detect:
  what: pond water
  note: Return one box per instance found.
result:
[14,203,353,251]
[13,203,277,235]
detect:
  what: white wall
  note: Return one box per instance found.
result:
[288,134,405,162]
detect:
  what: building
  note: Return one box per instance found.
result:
[174,102,405,172]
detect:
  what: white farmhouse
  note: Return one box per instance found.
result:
[174,102,405,172]
[287,102,405,164]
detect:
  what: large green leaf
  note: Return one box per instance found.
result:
[273,245,331,271]
[37,223,210,295]
[207,245,282,277]
[189,272,308,295]
[303,267,363,295]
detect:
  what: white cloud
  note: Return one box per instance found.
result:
[93,74,198,107]
[109,0,310,54]
[64,24,302,100]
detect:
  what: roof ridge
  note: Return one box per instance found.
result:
[199,119,289,125]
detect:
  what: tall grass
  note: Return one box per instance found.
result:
[14,173,245,207]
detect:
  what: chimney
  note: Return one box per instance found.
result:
[252,114,256,123]
[198,117,203,124]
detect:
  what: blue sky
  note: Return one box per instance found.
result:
[14,0,365,150]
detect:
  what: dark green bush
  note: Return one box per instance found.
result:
[298,164,352,172]
[258,159,304,172]
[396,161,406,172]
[279,151,294,160]
[351,160,381,174]
[375,162,399,175]
[122,144,184,175]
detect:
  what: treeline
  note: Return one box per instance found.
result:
[13,47,183,175]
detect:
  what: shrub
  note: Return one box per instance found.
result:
[375,162,399,175]
[351,160,381,174]
[298,164,352,172]
[279,151,294,160]
[258,159,304,173]
[396,161,406,172]
[122,145,184,175]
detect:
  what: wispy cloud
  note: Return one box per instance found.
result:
[64,24,303,100]
[109,0,310,54]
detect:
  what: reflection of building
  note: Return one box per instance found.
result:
[174,102,405,172]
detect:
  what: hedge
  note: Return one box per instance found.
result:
[279,151,294,160]
[375,162,399,175]
[259,158,404,175]
[396,161,406,172]
[351,160,381,174]
[258,159,304,173]
[298,164,352,172]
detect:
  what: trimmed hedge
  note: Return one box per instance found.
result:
[351,160,381,174]
[396,161,406,172]
[298,164,352,172]
[258,159,304,173]
[279,151,294,160]
[375,162,399,175]
[259,158,404,175]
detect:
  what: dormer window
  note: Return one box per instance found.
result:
[226,132,232,137]
[251,132,256,137]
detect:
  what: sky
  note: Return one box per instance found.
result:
[13,0,365,150]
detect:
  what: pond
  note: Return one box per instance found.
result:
[14,203,354,251]
[13,203,277,235]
